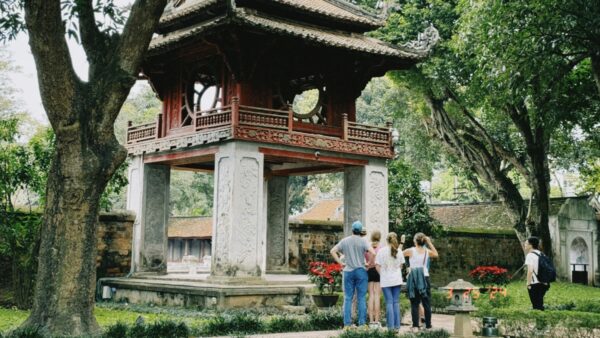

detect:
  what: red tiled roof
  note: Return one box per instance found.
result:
[168,216,212,238]
[291,198,343,222]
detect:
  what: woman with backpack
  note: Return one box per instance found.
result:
[524,236,553,310]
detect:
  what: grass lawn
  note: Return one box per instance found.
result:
[0,303,211,334]
[473,281,600,311]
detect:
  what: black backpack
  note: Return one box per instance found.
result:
[533,252,556,283]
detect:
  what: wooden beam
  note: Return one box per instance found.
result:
[259,147,368,166]
[270,165,343,177]
[144,147,218,165]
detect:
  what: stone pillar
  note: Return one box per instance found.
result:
[126,155,144,273]
[266,176,289,272]
[211,142,266,280]
[140,164,170,273]
[343,160,389,239]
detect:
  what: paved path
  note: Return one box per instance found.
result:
[210,313,456,337]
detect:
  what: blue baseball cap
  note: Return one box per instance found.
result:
[352,221,363,233]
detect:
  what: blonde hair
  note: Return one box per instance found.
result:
[370,230,381,248]
[414,232,426,246]
[387,232,399,258]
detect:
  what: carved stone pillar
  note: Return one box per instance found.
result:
[126,155,144,273]
[344,160,389,239]
[266,176,289,272]
[211,142,266,280]
[137,164,171,273]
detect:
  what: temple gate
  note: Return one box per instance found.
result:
[125,0,438,282]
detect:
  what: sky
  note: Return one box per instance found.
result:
[3,0,139,124]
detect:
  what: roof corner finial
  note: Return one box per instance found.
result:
[402,24,440,54]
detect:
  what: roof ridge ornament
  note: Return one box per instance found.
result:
[402,25,440,53]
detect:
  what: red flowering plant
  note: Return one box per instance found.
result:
[307,261,343,295]
[469,266,510,287]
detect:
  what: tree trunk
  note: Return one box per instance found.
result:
[22,130,126,335]
[423,93,528,242]
[527,143,553,260]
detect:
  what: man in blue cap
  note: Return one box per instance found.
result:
[331,220,376,327]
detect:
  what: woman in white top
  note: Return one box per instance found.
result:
[403,232,438,331]
[375,232,404,331]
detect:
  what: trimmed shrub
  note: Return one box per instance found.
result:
[102,322,128,338]
[430,290,449,311]
[103,320,189,338]
[337,328,450,338]
[266,315,308,333]
[202,311,264,336]
[308,308,343,330]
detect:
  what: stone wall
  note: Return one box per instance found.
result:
[96,211,135,278]
[428,230,523,287]
[287,220,523,286]
[288,221,344,274]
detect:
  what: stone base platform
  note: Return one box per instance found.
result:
[99,273,314,309]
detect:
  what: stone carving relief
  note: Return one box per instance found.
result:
[214,156,231,273]
[367,170,386,230]
[234,157,259,269]
[267,177,287,268]
[344,167,363,233]
[142,165,169,272]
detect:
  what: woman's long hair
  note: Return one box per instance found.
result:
[387,232,399,258]
[371,230,381,248]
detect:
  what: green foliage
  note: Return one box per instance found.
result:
[201,311,264,336]
[169,171,213,216]
[388,160,442,241]
[357,77,439,179]
[114,84,162,144]
[265,315,307,333]
[307,308,344,330]
[337,327,397,338]
[337,328,450,338]
[429,290,450,310]
[103,320,189,338]
[576,300,600,314]
[2,326,46,338]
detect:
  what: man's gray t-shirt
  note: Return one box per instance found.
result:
[335,235,369,272]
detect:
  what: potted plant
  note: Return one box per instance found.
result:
[469,265,510,292]
[307,261,342,307]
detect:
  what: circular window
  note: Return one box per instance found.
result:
[292,87,325,124]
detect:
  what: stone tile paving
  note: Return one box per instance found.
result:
[209,313,456,338]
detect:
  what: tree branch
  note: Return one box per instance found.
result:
[24,0,78,130]
[97,0,167,131]
[75,0,104,68]
[445,88,531,179]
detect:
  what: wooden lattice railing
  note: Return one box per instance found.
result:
[195,106,232,131]
[126,98,393,149]
[126,114,162,144]
[346,121,391,145]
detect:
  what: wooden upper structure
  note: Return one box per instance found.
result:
[127,0,438,159]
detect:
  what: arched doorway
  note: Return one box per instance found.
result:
[570,237,589,284]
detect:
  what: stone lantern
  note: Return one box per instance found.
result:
[442,279,479,338]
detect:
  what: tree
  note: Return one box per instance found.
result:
[1,0,168,334]
[388,159,441,245]
[368,0,600,260]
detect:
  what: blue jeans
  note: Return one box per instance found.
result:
[382,285,401,329]
[343,268,368,326]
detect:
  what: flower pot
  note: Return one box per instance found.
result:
[311,294,339,307]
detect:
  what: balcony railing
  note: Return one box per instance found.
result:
[126,97,393,156]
